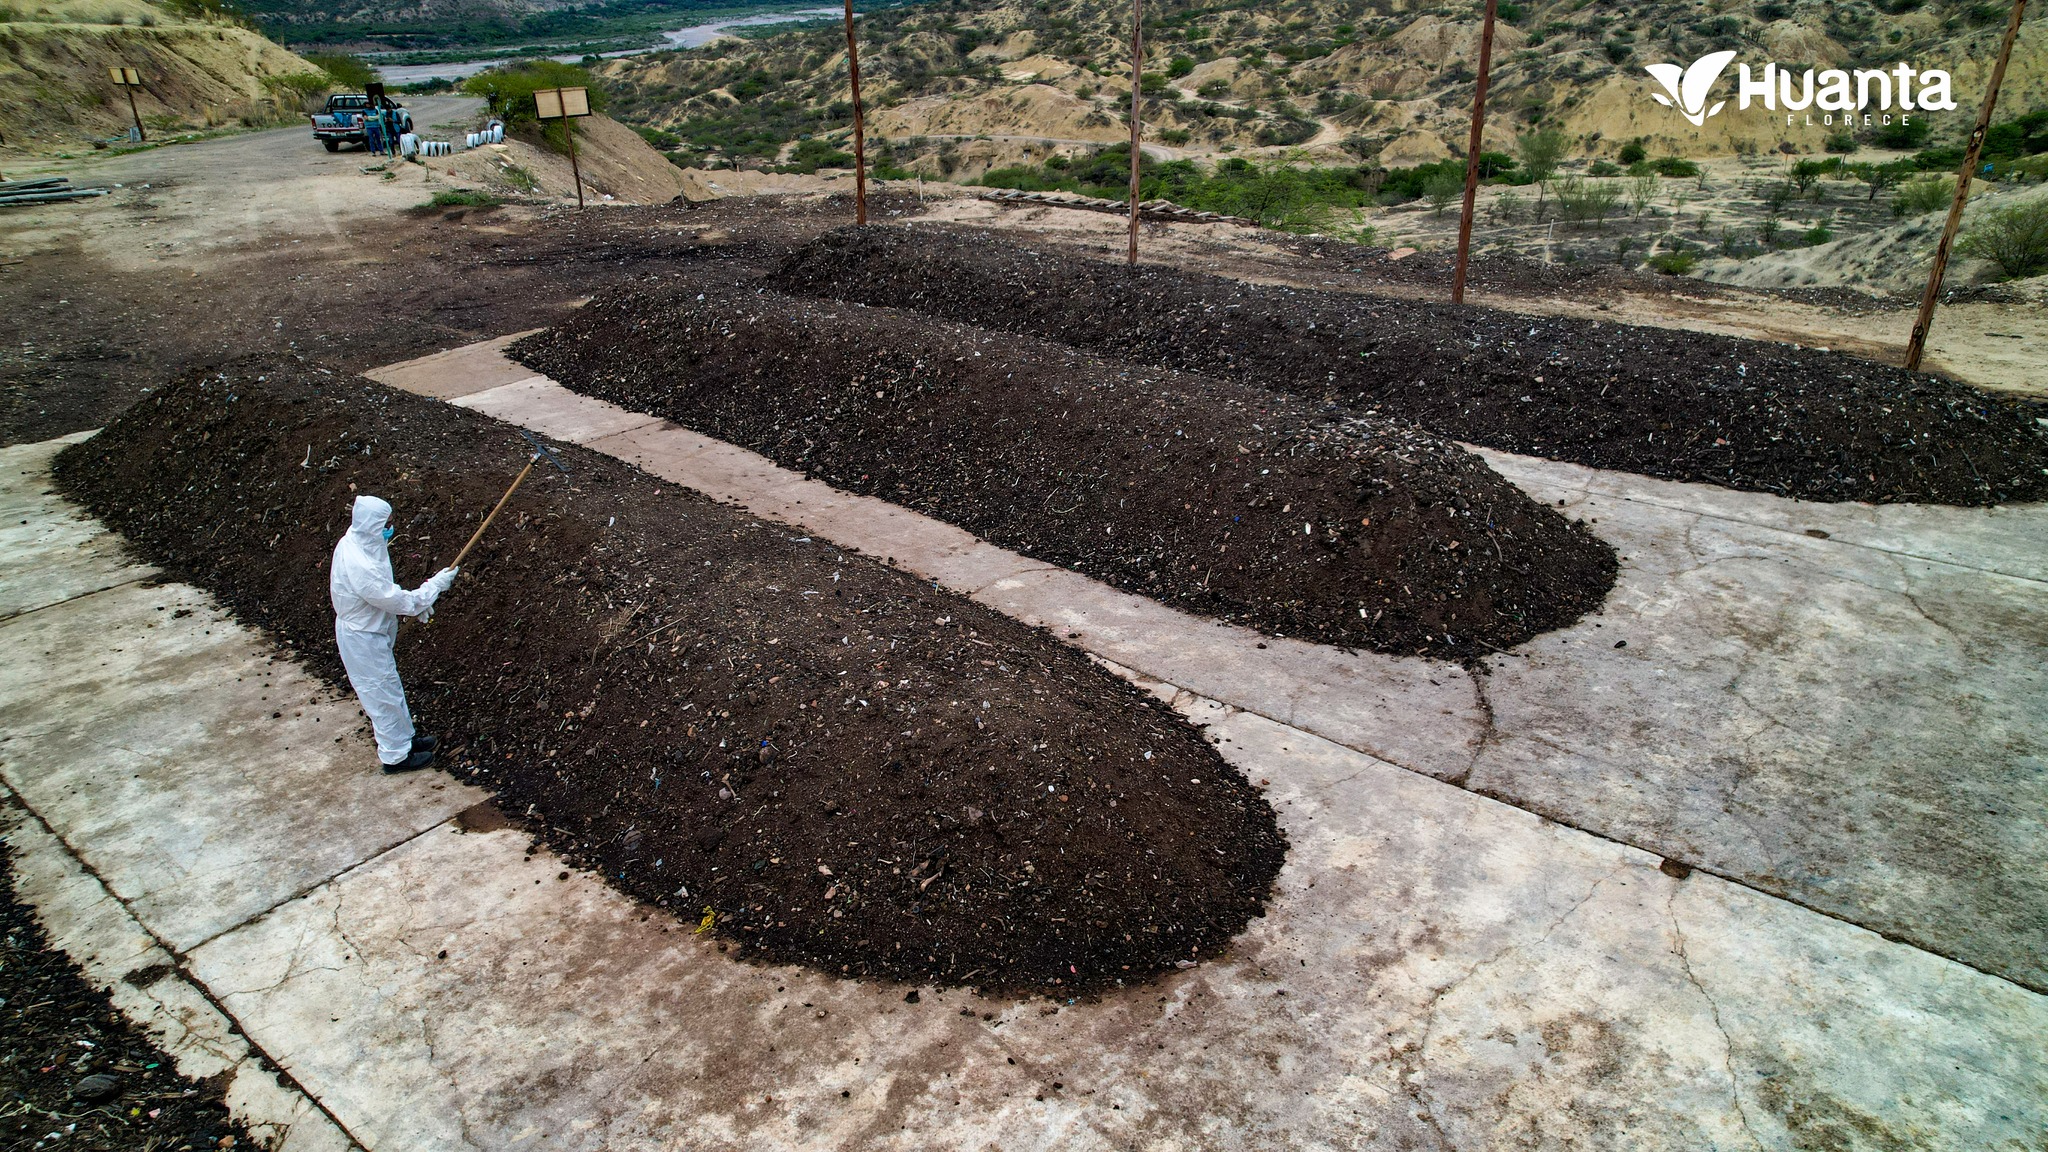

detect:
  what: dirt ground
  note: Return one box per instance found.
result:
[4,114,2044,455]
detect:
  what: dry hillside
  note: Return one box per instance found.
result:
[598,0,2048,176]
[0,0,323,149]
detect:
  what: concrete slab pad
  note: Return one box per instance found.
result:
[0,448,486,955]
[1477,446,2048,584]
[373,341,2048,993]
[1,795,355,1152]
[587,420,1064,595]
[180,691,2048,1151]
[361,331,547,400]
[5,429,2041,1149]
[0,433,153,619]
[451,378,663,445]
[0,578,481,951]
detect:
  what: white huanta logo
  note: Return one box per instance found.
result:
[1644,50,1738,125]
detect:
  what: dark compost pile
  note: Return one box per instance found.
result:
[767,226,2048,507]
[513,287,1615,659]
[0,839,262,1152]
[53,363,1286,996]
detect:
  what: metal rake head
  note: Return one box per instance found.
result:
[517,428,571,476]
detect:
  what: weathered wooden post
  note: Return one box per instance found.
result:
[1904,0,2028,370]
[1451,0,1499,305]
[844,0,868,225]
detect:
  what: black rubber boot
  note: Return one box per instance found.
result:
[383,743,435,774]
[409,733,439,758]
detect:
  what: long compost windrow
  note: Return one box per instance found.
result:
[767,225,2048,507]
[54,361,1287,996]
[512,285,1616,660]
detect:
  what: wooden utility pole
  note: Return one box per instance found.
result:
[844,0,867,225]
[1904,0,2027,370]
[1127,0,1142,265]
[1451,0,1499,304]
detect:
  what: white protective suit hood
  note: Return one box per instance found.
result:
[331,495,423,636]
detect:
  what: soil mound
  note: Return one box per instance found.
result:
[768,226,2048,507]
[513,287,1615,659]
[54,363,1285,996]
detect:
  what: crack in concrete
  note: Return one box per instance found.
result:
[1450,672,1499,789]
[1400,862,1627,1152]
[215,923,345,998]
[965,563,1064,598]
[1880,552,1973,658]
[0,574,150,624]
[1666,887,1765,1151]
[417,1010,486,1151]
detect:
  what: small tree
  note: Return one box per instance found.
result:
[464,62,607,153]
[1789,158,1830,197]
[1518,127,1569,204]
[1423,170,1463,218]
[1759,216,1782,246]
[1849,158,1915,202]
[1627,172,1659,216]
[1958,199,2048,279]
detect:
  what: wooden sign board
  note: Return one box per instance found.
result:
[109,67,141,85]
[364,81,386,101]
[534,87,591,119]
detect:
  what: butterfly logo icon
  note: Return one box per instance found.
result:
[1644,50,1738,125]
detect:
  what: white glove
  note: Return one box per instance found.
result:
[417,602,435,624]
[426,566,459,596]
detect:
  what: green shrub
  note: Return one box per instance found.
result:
[1958,199,2048,279]
[1896,175,1954,216]
[1824,131,1858,155]
[1618,140,1646,164]
[463,61,607,154]
[1647,249,1698,275]
[635,125,681,150]
[305,52,374,91]
[425,189,502,208]
[1802,224,1833,245]
[1551,175,1623,226]
[1912,145,1965,171]
[778,137,853,173]
[263,72,329,110]
[1869,116,1931,149]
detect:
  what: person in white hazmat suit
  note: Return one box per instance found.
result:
[331,495,460,773]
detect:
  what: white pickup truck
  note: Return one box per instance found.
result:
[310,93,414,152]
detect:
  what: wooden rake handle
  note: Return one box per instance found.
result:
[450,454,537,571]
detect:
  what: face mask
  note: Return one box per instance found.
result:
[381,527,395,542]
